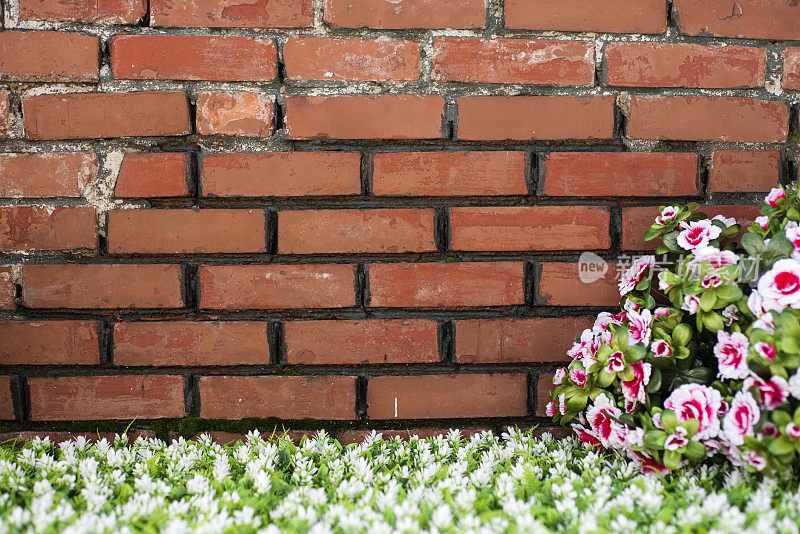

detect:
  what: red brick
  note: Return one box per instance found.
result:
[20,0,145,23]
[0,153,97,198]
[151,0,312,27]
[784,47,800,91]
[108,209,266,254]
[605,42,766,88]
[538,262,619,306]
[367,374,528,419]
[196,91,274,137]
[536,374,555,416]
[540,152,699,197]
[627,96,789,143]
[0,321,99,365]
[710,150,780,193]
[111,35,276,81]
[622,205,762,250]
[201,152,361,197]
[0,376,13,420]
[28,375,185,421]
[432,38,594,85]
[675,0,800,40]
[457,96,614,140]
[0,206,96,251]
[198,264,356,309]
[285,95,444,139]
[455,317,594,364]
[199,375,356,419]
[324,0,485,28]
[337,427,491,444]
[278,209,436,254]
[372,151,527,196]
[284,36,420,82]
[23,92,191,140]
[450,207,610,251]
[114,153,190,198]
[0,267,14,310]
[505,0,666,33]
[0,31,98,82]
[0,91,10,138]
[368,262,524,308]
[22,264,183,309]
[114,321,269,366]
[284,319,439,364]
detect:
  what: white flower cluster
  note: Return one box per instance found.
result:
[1,429,800,533]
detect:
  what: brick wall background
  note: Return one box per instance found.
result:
[0,0,797,438]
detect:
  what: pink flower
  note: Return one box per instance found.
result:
[629,450,670,474]
[750,375,790,410]
[664,384,723,440]
[754,341,776,361]
[722,304,740,327]
[748,291,767,317]
[712,214,736,227]
[755,215,769,230]
[570,368,587,387]
[586,394,622,448]
[746,450,767,471]
[753,312,775,335]
[665,428,689,451]
[558,393,567,415]
[573,424,602,447]
[658,272,674,292]
[786,423,800,439]
[766,187,786,207]
[655,206,680,225]
[789,372,800,400]
[621,362,651,407]
[545,401,557,417]
[692,246,739,268]
[700,274,723,289]
[714,330,750,380]
[567,329,594,360]
[757,259,800,312]
[553,368,566,385]
[761,422,780,437]
[626,309,652,347]
[618,255,655,297]
[654,307,671,320]
[605,350,626,373]
[593,312,622,332]
[677,220,721,252]
[704,438,721,456]
[682,294,701,314]
[722,391,760,446]
[651,339,672,358]
[786,222,800,251]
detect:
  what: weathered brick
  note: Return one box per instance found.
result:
[199,375,356,419]
[324,0,485,28]
[22,264,183,309]
[675,0,800,40]
[540,152,699,197]
[284,36,420,82]
[285,95,445,139]
[28,375,185,421]
[0,321,100,365]
[627,96,789,142]
[367,374,528,419]
[114,153,190,198]
[0,153,97,198]
[278,209,436,254]
[23,92,191,140]
[0,92,10,138]
[457,96,614,140]
[284,319,439,364]
[20,0,146,23]
[505,0,667,33]
[112,35,276,81]
[0,206,97,251]
[107,209,266,254]
[432,38,594,85]
[536,374,555,416]
[784,47,800,91]
[0,376,13,420]
[0,31,99,82]
[454,317,594,363]
[709,150,780,193]
[198,264,356,309]
[0,267,14,310]
[151,0,312,27]
[449,207,610,251]
[538,262,619,306]
[201,152,361,197]
[196,91,274,137]
[605,42,766,88]
[372,151,527,196]
[368,262,524,308]
[114,322,269,366]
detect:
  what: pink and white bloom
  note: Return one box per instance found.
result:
[664,427,689,451]
[704,438,721,456]
[567,329,594,360]
[721,304,740,327]
[746,450,767,471]
[677,220,721,252]
[754,341,776,361]
[785,223,800,258]
[753,312,776,335]
[664,384,723,440]
[651,339,672,358]
[788,372,800,400]
[655,206,680,225]
[558,393,567,415]
[692,246,739,268]
[700,273,723,289]
[755,215,770,230]
[658,271,675,292]
[570,368,588,387]
[722,391,760,446]
[654,307,671,320]
[553,368,566,385]
[757,258,800,312]
[786,423,800,439]
[605,351,626,373]
[761,422,780,437]
[593,312,623,332]
[619,255,656,297]
[713,330,750,380]
[586,394,623,448]
[712,214,736,228]
[621,362,652,407]
[750,375,790,410]
[546,401,557,417]
[682,294,701,314]
[748,291,767,317]
[627,309,652,347]
[766,187,786,207]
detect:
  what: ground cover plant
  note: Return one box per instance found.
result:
[2,429,800,533]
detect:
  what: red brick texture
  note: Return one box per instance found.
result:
[0,1,794,431]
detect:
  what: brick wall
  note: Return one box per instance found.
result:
[0,0,797,434]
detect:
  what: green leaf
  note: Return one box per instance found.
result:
[612,329,629,351]
[661,410,678,434]
[699,291,717,312]
[684,440,707,461]
[566,392,588,412]
[627,345,646,363]
[647,368,662,393]
[598,370,614,388]
[681,418,700,437]
[769,437,795,456]
[644,430,667,449]
[741,233,766,258]
[702,312,724,332]
[618,366,635,382]
[771,410,792,427]
[715,284,743,303]
[662,232,680,252]
[778,336,800,354]
[672,324,691,347]
[644,226,662,242]
[663,450,681,470]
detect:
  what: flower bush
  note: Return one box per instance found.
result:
[3,431,800,533]
[550,184,800,475]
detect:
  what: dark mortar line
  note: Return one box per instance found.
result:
[267,320,285,365]
[265,209,278,254]
[99,319,114,366]
[188,149,200,199]
[437,320,455,363]
[524,150,537,195]
[360,152,373,196]
[523,261,538,307]
[608,204,623,255]
[527,371,538,416]
[355,376,368,419]
[356,263,369,308]
[10,376,26,422]
[613,98,627,141]
[433,207,450,252]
